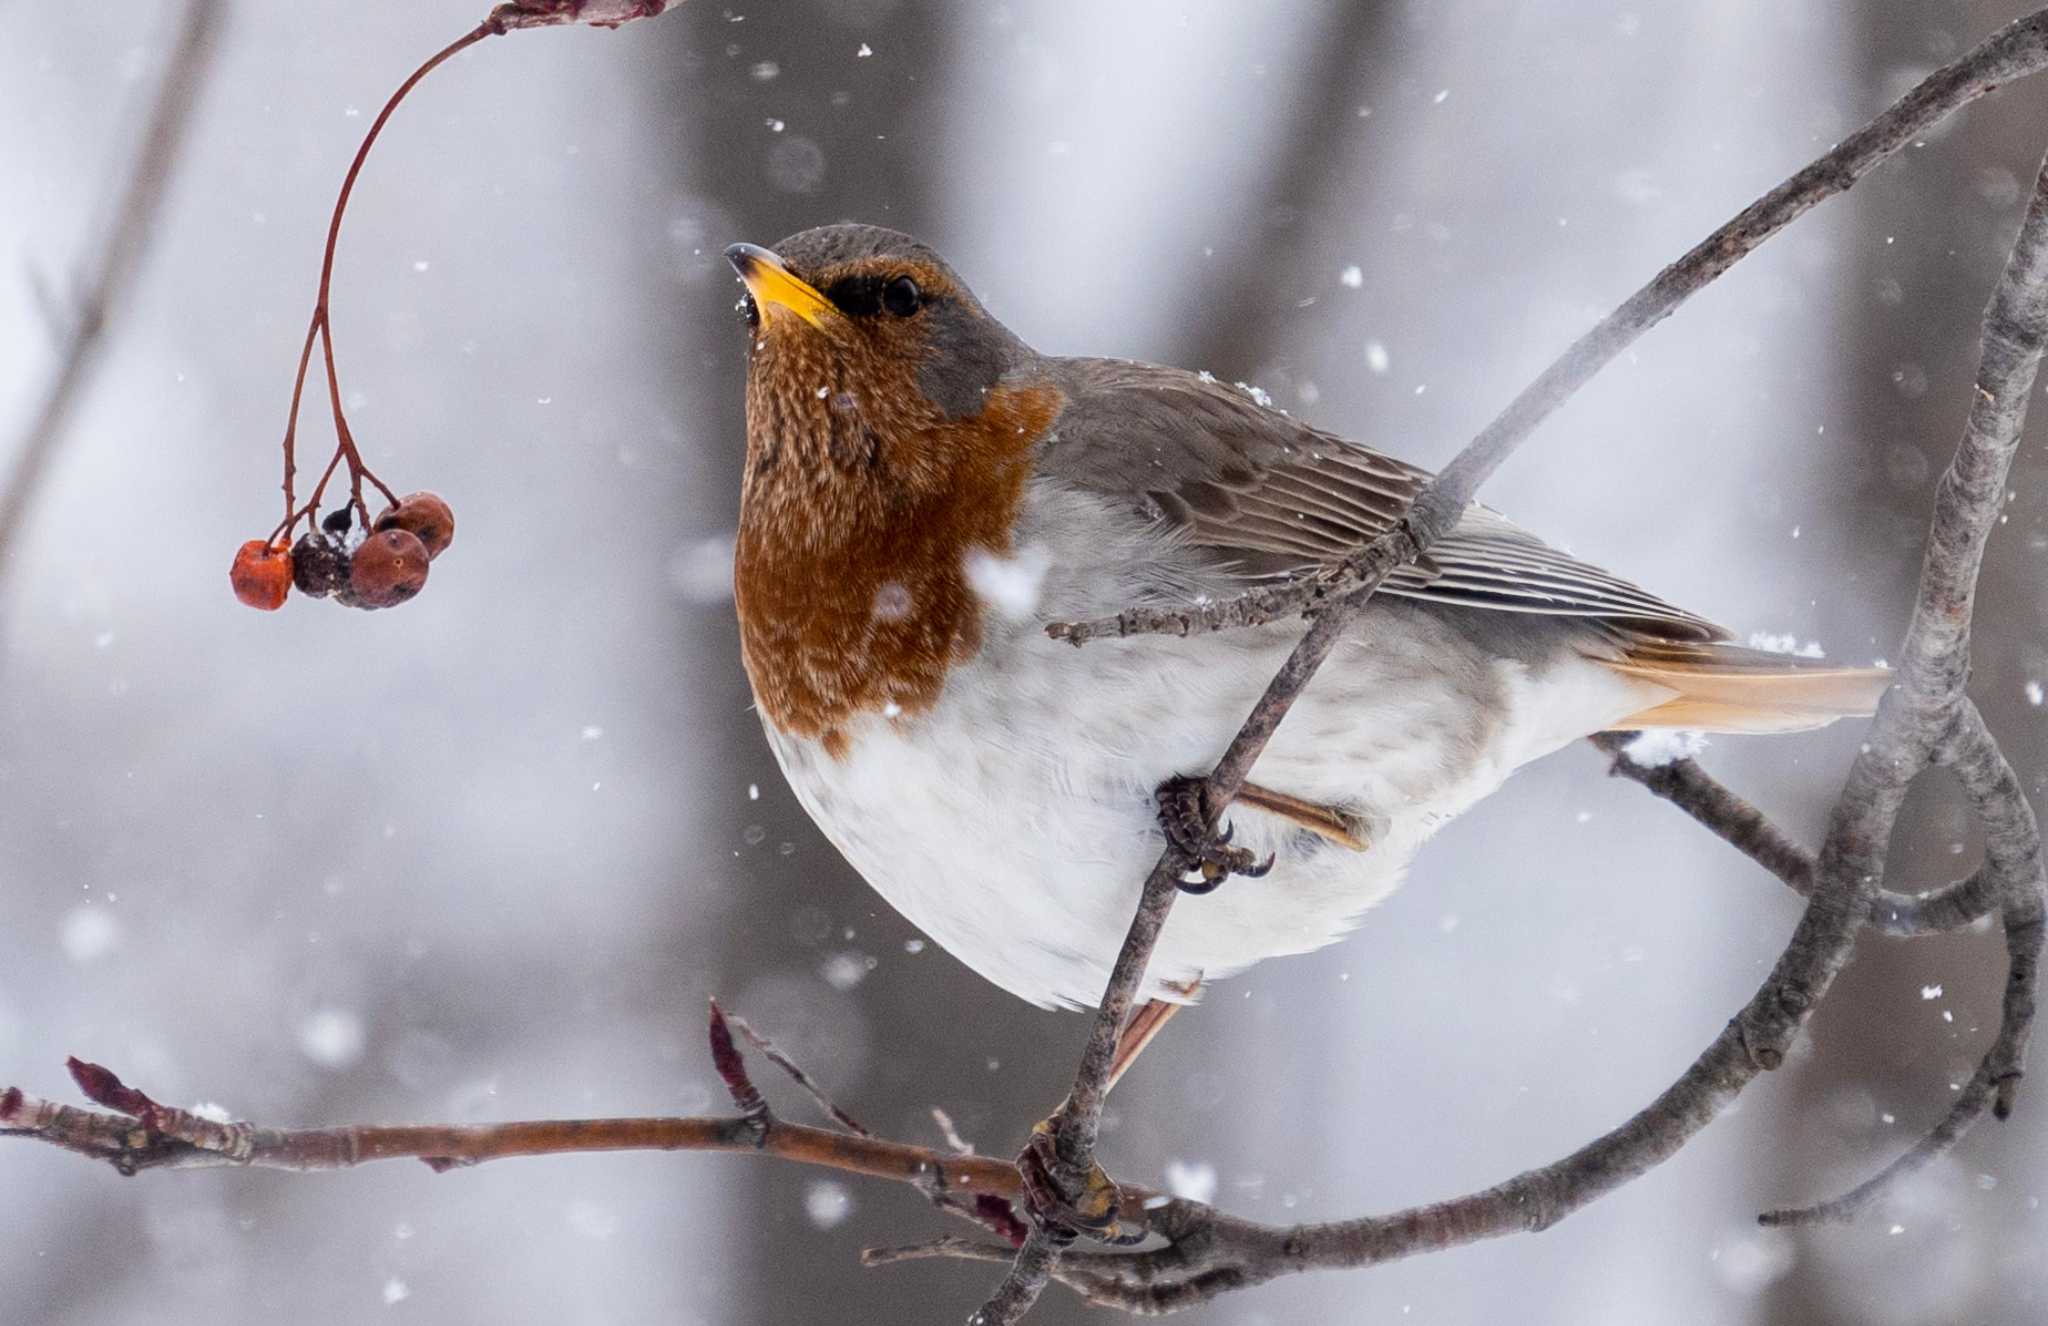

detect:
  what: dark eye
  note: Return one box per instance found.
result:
[882,276,922,317]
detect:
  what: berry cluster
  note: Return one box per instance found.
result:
[231,492,454,612]
[230,8,681,616]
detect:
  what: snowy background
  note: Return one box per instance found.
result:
[3,2,2047,1322]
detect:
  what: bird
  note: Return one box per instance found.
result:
[723,222,1889,1065]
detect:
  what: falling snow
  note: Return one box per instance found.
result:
[963,544,1052,620]
[59,906,120,962]
[1164,1158,1219,1204]
[668,534,737,603]
[820,951,872,991]
[298,1008,367,1069]
[804,1179,853,1229]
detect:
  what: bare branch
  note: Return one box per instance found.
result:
[0,0,222,595]
[0,1037,1159,1238]
[982,9,2048,1317]
[9,8,2047,1322]
[1589,733,2007,937]
[1047,8,2048,647]
[1764,703,2044,1225]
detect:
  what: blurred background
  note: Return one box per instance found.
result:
[3,2,2046,1322]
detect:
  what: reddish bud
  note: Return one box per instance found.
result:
[66,1056,160,1123]
[230,539,292,611]
[349,529,430,608]
[374,491,455,560]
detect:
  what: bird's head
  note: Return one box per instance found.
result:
[723,226,1063,751]
[724,224,1037,491]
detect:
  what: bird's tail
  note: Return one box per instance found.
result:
[1595,639,1891,734]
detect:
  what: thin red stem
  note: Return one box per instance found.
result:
[273,22,496,537]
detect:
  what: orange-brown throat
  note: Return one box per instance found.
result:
[734,330,1060,759]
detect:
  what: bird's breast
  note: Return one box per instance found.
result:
[732,380,1062,757]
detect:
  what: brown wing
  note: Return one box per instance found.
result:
[1037,356,1725,643]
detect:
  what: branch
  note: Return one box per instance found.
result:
[1046,8,2048,647]
[1762,701,2043,1225]
[978,9,2048,1318]
[0,0,222,596]
[1589,733,2008,937]
[0,1012,1159,1242]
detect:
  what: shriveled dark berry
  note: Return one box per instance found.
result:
[321,506,354,536]
[349,528,430,608]
[373,491,455,560]
[230,539,292,611]
[291,531,351,598]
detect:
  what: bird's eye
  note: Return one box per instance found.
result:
[882,276,922,317]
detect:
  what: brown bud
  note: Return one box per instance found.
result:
[230,539,292,611]
[373,491,455,560]
[290,531,351,598]
[349,528,430,608]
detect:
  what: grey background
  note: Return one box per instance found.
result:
[2,2,2046,1322]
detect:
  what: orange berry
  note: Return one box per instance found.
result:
[230,539,292,611]
[374,491,455,560]
[349,528,430,608]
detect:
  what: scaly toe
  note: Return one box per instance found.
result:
[1018,1117,1145,1245]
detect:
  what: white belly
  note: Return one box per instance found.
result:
[764,599,1657,1009]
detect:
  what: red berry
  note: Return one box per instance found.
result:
[374,491,455,560]
[230,539,292,611]
[349,528,430,608]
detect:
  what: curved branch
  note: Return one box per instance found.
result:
[989,11,2048,1317]
[1588,732,2008,937]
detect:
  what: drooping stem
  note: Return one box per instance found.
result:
[272,22,498,539]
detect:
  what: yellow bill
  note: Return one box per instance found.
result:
[725,242,838,330]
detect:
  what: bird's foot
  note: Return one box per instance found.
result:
[1155,774,1274,894]
[1016,1114,1147,1246]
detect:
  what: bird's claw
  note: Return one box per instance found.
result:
[1156,775,1275,894]
[1016,1116,1147,1246]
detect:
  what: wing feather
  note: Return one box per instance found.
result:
[1040,357,1722,642]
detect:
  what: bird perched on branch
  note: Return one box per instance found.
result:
[725,223,1887,1059]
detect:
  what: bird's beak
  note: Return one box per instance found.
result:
[725,242,837,331]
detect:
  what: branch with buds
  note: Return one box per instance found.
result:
[5,4,2047,1325]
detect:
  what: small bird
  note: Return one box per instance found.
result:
[725,223,1887,1044]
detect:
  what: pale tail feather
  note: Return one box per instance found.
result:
[1597,641,1891,735]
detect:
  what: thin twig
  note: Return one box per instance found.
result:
[725,1008,872,1136]
[1047,8,2048,647]
[0,1046,1158,1229]
[1589,733,2008,937]
[0,0,223,593]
